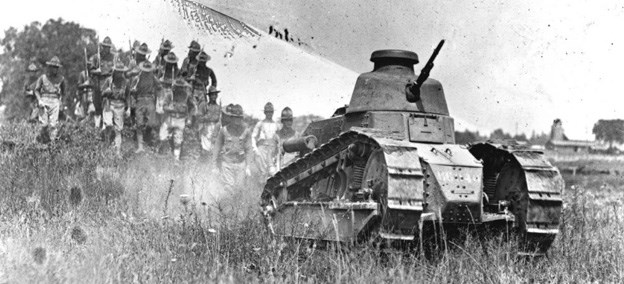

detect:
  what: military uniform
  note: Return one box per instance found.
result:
[24,62,40,123]
[157,52,178,119]
[101,62,130,154]
[160,78,193,160]
[180,40,201,80]
[34,56,66,141]
[252,102,280,178]
[212,105,253,191]
[197,86,221,156]
[89,36,115,128]
[153,40,174,78]
[275,107,299,168]
[130,61,162,152]
[127,42,151,78]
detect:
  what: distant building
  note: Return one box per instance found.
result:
[545,119,595,153]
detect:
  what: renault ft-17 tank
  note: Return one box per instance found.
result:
[260,40,563,256]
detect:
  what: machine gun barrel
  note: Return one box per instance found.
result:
[416,39,444,86]
[406,40,445,102]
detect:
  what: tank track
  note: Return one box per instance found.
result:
[262,129,381,205]
[470,142,564,255]
[261,128,425,242]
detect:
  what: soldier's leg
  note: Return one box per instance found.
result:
[158,116,172,155]
[28,97,39,122]
[221,161,246,191]
[145,101,158,147]
[172,117,186,161]
[38,99,49,126]
[47,98,60,140]
[112,105,125,155]
[135,102,147,153]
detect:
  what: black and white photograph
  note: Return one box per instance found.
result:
[0,0,622,282]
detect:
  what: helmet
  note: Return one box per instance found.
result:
[208,86,220,94]
[138,61,155,72]
[45,56,62,67]
[196,51,211,62]
[173,77,190,87]
[101,36,113,47]
[231,104,244,117]
[164,52,178,63]
[224,103,234,115]
[112,61,128,72]
[134,43,151,55]
[188,40,201,52]
[280,107,293,120]
[26,62,39,72]
[264,102,274,112]
[160,39,174,51]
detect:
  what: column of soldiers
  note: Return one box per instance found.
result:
[23,35,299,191]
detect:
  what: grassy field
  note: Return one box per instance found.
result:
[1,122,624,283]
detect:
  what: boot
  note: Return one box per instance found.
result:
[173,146,181,161]
[94,115,102,129]
[114,132,123,157]
[135,131,145,153]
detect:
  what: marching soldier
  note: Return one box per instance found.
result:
[156,52,179,126]
[275,107,299,168]
[130,61,162,153]
[127,42,151,78]
[154,39,173,78]
[180,40,201,79]
[197,86,221,158]
[188,51,217,119]
[251,102,280,178]
[23,62,40,123]
[34,56,66,141]
[159,77,193,161]
[89,36,115,128]
[211,104,253,191]
[101,61,130,156]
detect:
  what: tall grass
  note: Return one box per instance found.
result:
[1,121,623,283]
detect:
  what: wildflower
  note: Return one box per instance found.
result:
[180,194,190,206]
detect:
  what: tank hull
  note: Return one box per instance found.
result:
[261,129,563,255]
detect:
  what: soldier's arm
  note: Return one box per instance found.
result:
[251,122,261,151]
[89,55,98,70]
[124,83,131,108]
[209,68,217,87]
[34,76,43,101]
[244,129,254,167]
[211,128,224,168]
[60,79,66,101]
[180,59,189,77]
[186,90,195,115]
[101,78,111,97]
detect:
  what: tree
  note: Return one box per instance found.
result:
[0,18,98,120]
[489,128,513,140]
[455,129,488,144]
[592,119,624,148]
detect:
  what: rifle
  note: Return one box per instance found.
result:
[406,40,445,102]
[83,47,89,77]
[128,39,134,59]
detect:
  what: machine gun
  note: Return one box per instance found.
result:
[406,39,445,102]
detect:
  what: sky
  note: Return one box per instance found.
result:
[1,0,622,139]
